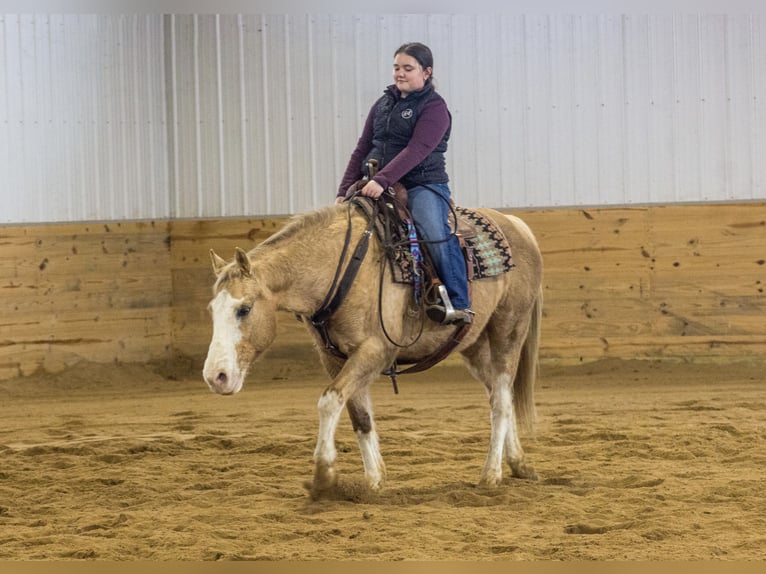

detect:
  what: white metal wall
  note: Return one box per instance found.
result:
[1,13,765,224]
[1,14,169,223]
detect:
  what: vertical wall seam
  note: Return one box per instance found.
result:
[131,15,143,218]
[471,14,480,204]
[671,15,679,202]
[118,15,129,218]
[29,15,43,220]
[621,14,629,203]
[285,15,294,214]
[261,14,272,214]
[646,16,654,202]
[595,15,604,204]
[59,15,75,221]
[697,14,708,199]
[728,15,736,199]
[545,14,554,206]
[1,16,8,220]
[520,14,530,206]
[193,15,203,217]
[159,14,170,219]
[105,16,116,220]
[497,15,507,205]
[353,15,361,135]
[330,17,340,192]
[307,15,318,208]
[749,15,758,199]
[570,15,580,207]
[215,14,226,215]
[237,13,249,214]
[169,14,179,219]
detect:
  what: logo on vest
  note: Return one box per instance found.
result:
[401,108,413,119]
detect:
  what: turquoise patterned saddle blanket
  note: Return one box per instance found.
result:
[353,199,514,286]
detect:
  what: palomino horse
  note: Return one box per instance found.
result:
[203,201,543,497]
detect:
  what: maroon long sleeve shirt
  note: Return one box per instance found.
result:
[337,87,451,199]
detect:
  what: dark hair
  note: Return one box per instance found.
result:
[394,42,435,86]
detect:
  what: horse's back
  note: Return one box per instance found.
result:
[473,207,541,261]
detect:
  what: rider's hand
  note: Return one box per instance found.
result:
[335,196,345,205]
[360,180,384,199]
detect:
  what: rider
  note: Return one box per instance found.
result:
[336,42,472,325]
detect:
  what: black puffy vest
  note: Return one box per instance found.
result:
[365,84,451,189]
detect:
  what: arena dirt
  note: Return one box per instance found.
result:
[1,352,764,560]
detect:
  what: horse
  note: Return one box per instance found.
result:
[203,201,543,497]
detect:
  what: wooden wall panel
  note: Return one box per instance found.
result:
[0,203,763,381]
[522,203,766,363]
[0,221,173,379]
[169,203,766,368]
[529,207,657,355]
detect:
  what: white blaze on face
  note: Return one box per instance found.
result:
[203,289,246,395]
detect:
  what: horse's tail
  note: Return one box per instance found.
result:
[514,285,542,433]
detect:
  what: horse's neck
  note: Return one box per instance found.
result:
[253,210,360,315]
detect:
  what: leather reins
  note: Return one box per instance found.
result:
[306,196,471,394]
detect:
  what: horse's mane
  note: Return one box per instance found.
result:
[213,205,343,291]
[257,205,342,250]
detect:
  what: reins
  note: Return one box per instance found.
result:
[307,193,471,394]
[308,197,379,359]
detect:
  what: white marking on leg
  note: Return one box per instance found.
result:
[502,374,537,480]
[314,390,345,486]
[482,373,512,487]
[357,429,384,490]
[504,389,524,466]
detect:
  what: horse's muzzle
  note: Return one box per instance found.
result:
[203,369,242,395]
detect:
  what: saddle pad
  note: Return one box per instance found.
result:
[352,200,513,285]
[454,206,515,279]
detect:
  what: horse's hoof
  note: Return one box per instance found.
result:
[512,464,538,481]
[367,479,384,492]
[306,463,338,499]
[478,475,502,489]
[304,479,336,501]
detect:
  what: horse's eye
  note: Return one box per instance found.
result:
[236,305,251,319]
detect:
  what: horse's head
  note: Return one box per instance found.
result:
[203,247,277,395]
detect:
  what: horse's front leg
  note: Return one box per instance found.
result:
[347,387,385,490]
[312,344,387,496]
[313,387,345,492]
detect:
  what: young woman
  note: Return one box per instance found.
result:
[336,42,472,325]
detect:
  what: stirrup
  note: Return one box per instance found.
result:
[426,285,474,325]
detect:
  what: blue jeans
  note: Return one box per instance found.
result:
[407,184,471,309]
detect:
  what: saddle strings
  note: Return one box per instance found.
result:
[347,187,460,350]
[375,198,427,350]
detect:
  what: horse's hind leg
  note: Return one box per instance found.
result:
[483,371,515,488]
[464,333,535,487]
[488,369,536,485]
[503,396,537,481]
[347,387,386,490]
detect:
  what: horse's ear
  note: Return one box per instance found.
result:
[234,247,252,276]
[210,249,227,275]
